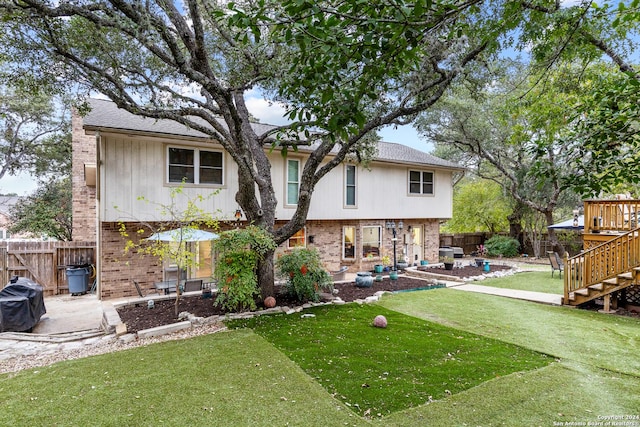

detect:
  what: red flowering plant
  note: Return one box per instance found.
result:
[276,248,333,303]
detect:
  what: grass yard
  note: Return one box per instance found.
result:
[474,270,564,294]
[227,304,551,417]
[1,273,639,426]
[379,287,640,426]
[0,330,367,427]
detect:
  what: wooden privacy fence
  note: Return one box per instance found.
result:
[0,241,96,296]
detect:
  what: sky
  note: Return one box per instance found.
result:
[0,93,434,197]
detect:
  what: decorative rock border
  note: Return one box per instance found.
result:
[110,290,396,342]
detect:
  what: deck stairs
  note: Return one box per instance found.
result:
[564,228,640,308]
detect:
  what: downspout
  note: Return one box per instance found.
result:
[95,131,102,300]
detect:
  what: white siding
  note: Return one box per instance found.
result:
[101,136,240,222]
[101,134,454,222]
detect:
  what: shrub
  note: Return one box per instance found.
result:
[276,248,333,303]
[213,226,276,311]
[484,235,520,257]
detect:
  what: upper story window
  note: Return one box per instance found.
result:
[409,170,434,195]
[287,159,300,205]
[345,164,356,207]
[168,147,223,185]
[288,227,306,248]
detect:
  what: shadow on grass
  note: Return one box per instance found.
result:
[227,303,552,417]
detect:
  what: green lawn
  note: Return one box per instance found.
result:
[474,270,564,294]
[0,330,367,427]
[379,288,640,426]
[227,304,551,417]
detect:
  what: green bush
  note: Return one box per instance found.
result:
[276,248,333,303]
[213,226,276,311]
[484,235,520,257]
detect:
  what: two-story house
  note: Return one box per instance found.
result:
[73,98,462,299]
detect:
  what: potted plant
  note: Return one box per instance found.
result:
[381,255,391,272]
[441,256,455,270]
[474,244,487,267]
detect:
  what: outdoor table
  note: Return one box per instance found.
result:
[154,280,177,295]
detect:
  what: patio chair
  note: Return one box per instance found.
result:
[183,279,203,293]
[547,251,564,278]
[133,280,160,298]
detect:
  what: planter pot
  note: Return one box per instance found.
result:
[389,270,399,280]
[383,266,390,272]
[420,260,429,266]
[374,264,383,274]
[475,258,484,268]
[444,263,454,271]
[355,271,374,288]
[375,274,383,282]
[397,262,409,271]
[201,289,212,299]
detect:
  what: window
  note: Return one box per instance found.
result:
[288,228,306,248]
[409,170,434,195]
[345,164,356,207]
[287,159,300,205]
[362,226,381,258]
[343,226,356,259]
[168,147,223,185]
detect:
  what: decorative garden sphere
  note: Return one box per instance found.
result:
[264,296,276,308]
[373,315,387,328]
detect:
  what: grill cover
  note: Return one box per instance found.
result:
[0,277,46,332]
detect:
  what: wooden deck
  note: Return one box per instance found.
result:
[565,199,640,309]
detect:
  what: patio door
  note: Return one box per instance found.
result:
[409,225,422,265]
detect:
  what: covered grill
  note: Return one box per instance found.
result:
[0,277,46,333]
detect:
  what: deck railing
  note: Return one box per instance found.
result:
[565,228,640,302]
[584,199,640,233]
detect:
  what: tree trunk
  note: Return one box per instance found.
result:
[508,205,525,253]
[545,211,566,255]
[257,248,275,300]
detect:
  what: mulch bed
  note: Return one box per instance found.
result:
[117,264,511,333]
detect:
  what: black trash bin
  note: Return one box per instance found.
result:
[66,266,90,295]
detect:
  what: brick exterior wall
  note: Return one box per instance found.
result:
[71,112,97,242]
[278,219,441,274]
[99,218,440,299]
[100,222,163,299]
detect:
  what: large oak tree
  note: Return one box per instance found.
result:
[1,0,636,295]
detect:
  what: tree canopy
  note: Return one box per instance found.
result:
[1,0,638,290]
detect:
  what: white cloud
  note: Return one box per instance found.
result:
[244,91,291,125]
[0,172,38,196]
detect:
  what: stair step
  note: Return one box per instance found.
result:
[603,278,619,285]
[618,272,633,280]
[588,283,604,291]
[575,288,590,296]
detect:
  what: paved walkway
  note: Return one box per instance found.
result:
[447,283,563,305]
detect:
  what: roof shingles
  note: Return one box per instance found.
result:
[83,98,461,170]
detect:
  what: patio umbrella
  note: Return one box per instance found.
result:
[548,215,584,230]
[146,227,219,290]
[146,227,219,242]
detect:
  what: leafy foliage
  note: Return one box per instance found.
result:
[213,226,277,311]
[276,248,333,303]
[118,185,219,315]
[9,178,72,240]
[443,178,510,233]
[484,235,520,257]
